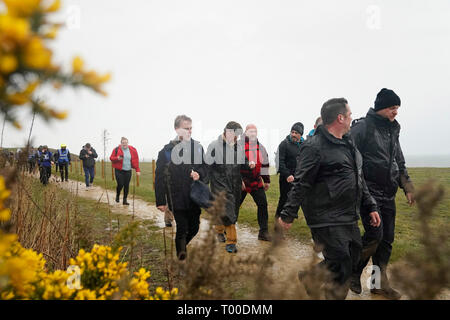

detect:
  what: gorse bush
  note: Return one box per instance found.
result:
[0,0,110,127]
[0,174,177,300]
[391,181,450,299]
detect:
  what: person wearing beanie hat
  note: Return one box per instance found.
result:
[206,120,249,253]
[350,88,414,300]
[274,122,305,237]
[291,122,304,136]
[374,88,401,112]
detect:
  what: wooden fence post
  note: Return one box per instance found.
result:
[101,160,105,179]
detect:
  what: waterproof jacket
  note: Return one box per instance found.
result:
[240,136,270,193]
[39,151,53,168]
[155,138,208,212]
[79,147,98,168]
[280,125,378,228]
[276,135,303,178]
[56,149,71,164]
[206,135,250,225]
[110,145,140,172]
[351,108,414,202]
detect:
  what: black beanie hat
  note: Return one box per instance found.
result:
[291,122,304,136]
[374,88,401,111]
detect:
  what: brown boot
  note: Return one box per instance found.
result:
[370,269,402,300]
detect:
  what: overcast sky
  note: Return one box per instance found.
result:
[5,0,450,163]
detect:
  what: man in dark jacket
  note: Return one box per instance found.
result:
[279,98,380,300]
[206,121,252,254]
[350,88,415,299]
[240,124,271,241]
[27,147,36,173]
[155,115,208,260]
[306,117,323,139]
[274,122,304,233]
[79,143,98,189]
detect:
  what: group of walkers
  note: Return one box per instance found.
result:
[154,88,415,301]
[25,143,98,186]
[23,138,141,207]
[24,144,70,185]
[14,87,413,300]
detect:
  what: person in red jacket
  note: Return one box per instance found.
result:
[240,124,271,241]
[110,137,141,205]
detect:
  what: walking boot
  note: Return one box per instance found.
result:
[370,269,402,300]
[350,273,362,294]
[258,231,272,242]
[217,233,226,243]
[225,244,237,253]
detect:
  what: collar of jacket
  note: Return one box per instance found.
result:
[219,134,237,147]
[169,137,196,148]
[316,124,353,147]
[366,108,400,129]
[245,136,260,145]
[286,135,302,146]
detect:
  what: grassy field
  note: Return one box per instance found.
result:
[64,161,449,262]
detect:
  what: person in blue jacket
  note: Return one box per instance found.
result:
[39,145,53,185]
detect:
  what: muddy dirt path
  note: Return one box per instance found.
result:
[59,179,390,300]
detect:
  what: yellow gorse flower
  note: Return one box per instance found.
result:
[0,0,110,127]
[22,37,52,69]
[0,14,31,43]
[5,80,39,105]
[0,176,174,300]
[45,0,61,13]
[0,176,11,222]
[3,0,41,18]
[0,54,18,74]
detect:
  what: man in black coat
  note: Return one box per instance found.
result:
[206,121,252,254]
[155,115,208,260]
[274,122,304,233]
[279,98,380,300]
[350,88,415,299]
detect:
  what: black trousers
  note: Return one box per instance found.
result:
[240,188,269,233]
[115,169,132,200]
[355,199,396,278]
[28,160,35,173]
[172,207,201,260]
[59,162,69,181]
[40,166,51,185]
[310,223,362,300]
[275,176,293,218]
